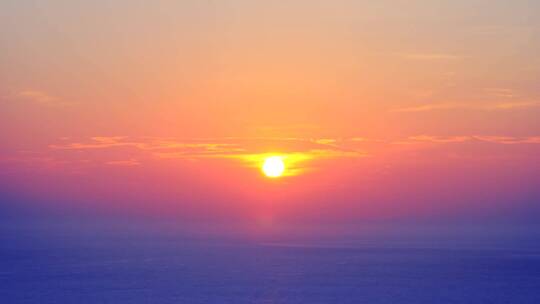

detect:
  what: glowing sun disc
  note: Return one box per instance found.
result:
[262,156,285,178]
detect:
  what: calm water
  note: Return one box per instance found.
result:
[1,224,540,303]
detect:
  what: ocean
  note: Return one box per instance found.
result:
[1,222,540,303]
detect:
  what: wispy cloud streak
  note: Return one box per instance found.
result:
[10,90,74,107]
[393,101,540,113]
[48,136,368,171]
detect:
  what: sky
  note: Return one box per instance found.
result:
[1,1,540,236]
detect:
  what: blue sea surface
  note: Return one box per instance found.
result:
[1,223,540,303]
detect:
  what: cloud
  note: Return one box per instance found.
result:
[487,101,540,110]
[4,135,540,174]
[403,135,540,145]
[392,101,540,113]
[312,138,337,145]
[50,136,135,150]
[483,88,517,98]
[400,53,461,61]
[50,137,245,154]
[50,134,540,159]
[392,103,461,112]
[48,136,368,171]
[15,90,73,107]
[473,136,540,145]
[105,159,141,166]
[405,135,471,143]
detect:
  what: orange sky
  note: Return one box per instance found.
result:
[1,1,540,229]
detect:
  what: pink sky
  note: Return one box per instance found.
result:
[1,1,539,231]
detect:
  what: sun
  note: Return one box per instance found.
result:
[262,156,285,178]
